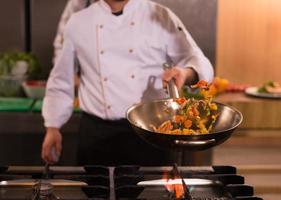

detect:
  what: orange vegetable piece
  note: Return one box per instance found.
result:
[184,120,192,129]
[213,77,229,93]
[201,87,217,99]
[191,80,209,89]
[191,106,199,116]
[175,97,186,105]
[175,115,184,123]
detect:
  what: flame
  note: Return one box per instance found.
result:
[163,171,185,199]
[173,183,185,199]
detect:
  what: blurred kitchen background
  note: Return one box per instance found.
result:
[0,0,280,199]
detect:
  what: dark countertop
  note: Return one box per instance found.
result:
[0,97,80,134]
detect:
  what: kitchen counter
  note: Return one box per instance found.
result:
[214,93,281,200]
[215,92,281,129]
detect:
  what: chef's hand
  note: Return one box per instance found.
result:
[41,127,62,164]
[162,66,198,89]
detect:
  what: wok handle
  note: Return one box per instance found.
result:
[174,139,216,146]
[163,63,180,98]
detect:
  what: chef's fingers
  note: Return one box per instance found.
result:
[42,138,57,164]
[42,128,62,164]
[162,67,186,89]
[43,144,54,164]
[54,140,62,161]
[162,68,178,88]
[42,143,51,164]
[162,68,178,82]
[41,139,48,162]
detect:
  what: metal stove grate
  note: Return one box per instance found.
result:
[0,165,263,200]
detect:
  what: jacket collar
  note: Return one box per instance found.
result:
[98,0,142,15]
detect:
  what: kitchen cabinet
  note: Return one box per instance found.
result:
[0,112,80,166]
[31,0,68,77]
[216,0,281,85]
[0,0,25,52]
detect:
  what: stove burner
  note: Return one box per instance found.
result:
[32,181,56,200]
[0,165,263,200]
[170,163,192,200]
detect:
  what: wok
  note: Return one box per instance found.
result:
[126,100,242,151]
[127,64,242,151]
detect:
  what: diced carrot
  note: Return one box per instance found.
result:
[175,115,185,124]
[175,97,186,105]
[192,80,209,88]
[191,106,199,116]
[174,115,183,123]
[184,120,192,129]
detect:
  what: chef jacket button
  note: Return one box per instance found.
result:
[100,50,104,54]
[103,77,108,82]
[107,105,111,110]
[131,74,135,79]
[130,22,135,26]
[129,49,134,53]
[100,25,103,29]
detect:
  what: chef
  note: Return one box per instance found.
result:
[41,0,214,165]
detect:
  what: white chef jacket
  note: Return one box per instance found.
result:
[43,0,214,128]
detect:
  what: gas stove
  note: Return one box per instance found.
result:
[0,165,262,200]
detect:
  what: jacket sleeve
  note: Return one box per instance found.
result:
[164,9,214,83]
[43,19,76,128]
